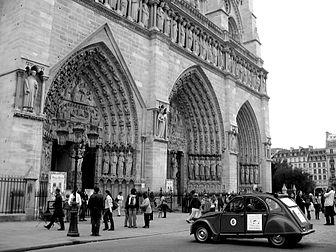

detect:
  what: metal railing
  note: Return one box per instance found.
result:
[0,176,27,214]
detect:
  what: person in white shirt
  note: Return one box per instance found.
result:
[116,192,124,217]
[68,190,82,207]
[323,186,335,225]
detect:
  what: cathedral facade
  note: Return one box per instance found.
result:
[0,0,271,201]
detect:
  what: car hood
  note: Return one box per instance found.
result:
[200,211,221,219]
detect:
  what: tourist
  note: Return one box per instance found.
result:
[116,191,124,217]
[323,186,335,225]
[87,186,104,236]
[125,188,139,228]
[103,190,114,231]
[140,192,152,228]
[186,192,202,223]
[44,188,65,231]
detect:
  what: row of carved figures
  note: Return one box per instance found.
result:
[188,156,221,181]
[240,165,259,184]
[94,0,267,93]
[102,149,133,177]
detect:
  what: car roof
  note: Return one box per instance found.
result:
[232,192,286,201]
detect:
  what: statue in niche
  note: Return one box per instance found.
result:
[131,0,139,21]
[194,156,199,180]
[179,23,186,47]
[240,166,245,184]
[23,66,39,112]
[216,158,222,180]
[141,0,149,28]
[187,28,193,50]
[171,18,178,43]
[125,150,133,177]
[157,2,165,31]
[110,151,118,176]
[117,151,125,177]
[120,0,128,16]
[253,167,259,184]
[110,0,117,10]
[204,157,210,180]
[171,153,178,178]
[157,106,167,138]
[164,10,171,36]
[244,166,250,184]
[194,32,200,56]
[201,36,207,60]
[249,166,254,184]
[199,156,205,180]
[213,44,218,66]
[188,156,194,180]
[207,42,213,63]
[103,150,110,175]
[210,157,215,180]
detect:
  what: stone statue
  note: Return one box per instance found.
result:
[110,0,117,9]
[188,156,194,180]
[254,166,259,184]
[240,166,245,184]
[103,150,110,175]
[171,153,178,178]
[179,23,186,47]
[213,44,218,66]
[210,157,215,180]
[125,150,133,177]
[110,151,118,176]
[194,32,200,56]
[164,10,171,36]
[117,151,125,177]
[120,0,128,16]
[157,2,164,31]
[23,67,39,112]
[201,36,207,60]
[194,156,199,180]
[245,166,249,184]
[199,156,204,180]
[216,158,222,180]
[204,157,210,180]
[131,0,139,21]
[141,0,149,28]
[171,18,178,43]
[157,106,167,138]
[249,166,254,184]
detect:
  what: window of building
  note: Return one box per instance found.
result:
[318,163,321,167]
[318,169,321,174]
[318,175,322,180]
[323,175,326,180]
[314,169,316,174]
[322,162,325,167]
[303,163,306,168]
[314,175,317,180]
[298,164,301,168]
[330,149,333,154]
[323,169,327,174]
[309,163,311,168]
[313,163,316,168]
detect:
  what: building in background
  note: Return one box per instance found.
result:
[0,0,271,219]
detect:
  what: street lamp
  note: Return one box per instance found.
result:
[56,122,99,237]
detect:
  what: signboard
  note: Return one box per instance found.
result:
[48,171,67,200]
[165,179,174,192]
[247,214,262,231]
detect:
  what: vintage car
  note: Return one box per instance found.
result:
[190,193,315,248]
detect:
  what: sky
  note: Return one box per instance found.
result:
[252,0,336,149]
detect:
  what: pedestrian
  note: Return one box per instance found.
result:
[116,191,124,217]
[296,190,305,214]
[201,194,211,214]
[210,194,217,212]
[160,195,168,218]
[304,193,312,220]
[186,192,202,223]
[68,188,82,209]
[125,188,139,228]
[149,192,155,221]
[44,188,65,231]
[140,192,152,228]
[103,190,115,231]
[87,186,104,236]
[313,193,322,220]
[323,186,335,225]
[217,193,224,212]
[79,189,88,221]
[63,194,70,223]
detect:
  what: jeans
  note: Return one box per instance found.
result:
[128,208,137,227]
[144,213,150,227]
[325,206,335,225]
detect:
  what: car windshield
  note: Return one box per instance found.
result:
[279,197,308,224]
[279,197,297,207]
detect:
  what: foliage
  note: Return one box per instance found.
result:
[271,160,315,193]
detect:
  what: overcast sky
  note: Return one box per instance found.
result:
[252,0,336,149]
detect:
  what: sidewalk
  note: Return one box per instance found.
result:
[0,212,189,252]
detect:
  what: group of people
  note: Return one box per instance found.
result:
[44,187,170,236]
[295,186,335,225]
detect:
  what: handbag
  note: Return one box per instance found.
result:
[112,200,119,211]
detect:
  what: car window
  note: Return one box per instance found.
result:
[246,197,267,212]
[265,198,282,212]
[225,197,244,213]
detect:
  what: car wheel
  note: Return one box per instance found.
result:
[194,224,212,243]
[268,235,287,247]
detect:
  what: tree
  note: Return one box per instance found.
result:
[272,160,315,193]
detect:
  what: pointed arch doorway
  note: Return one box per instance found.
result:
[42,43,139,193]
[168,66,225,195]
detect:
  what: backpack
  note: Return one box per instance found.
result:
[129,195,136,207]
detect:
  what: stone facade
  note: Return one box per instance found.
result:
[0,0,271,204]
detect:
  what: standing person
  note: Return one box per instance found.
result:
[79,189,88,221]
[44,188,65,231]
[217,193,224,212]
[210,194,217,212]
[186,192,202,223]
[125,188,139,228]
[87,186,104,236]
[304,193,312,220]
[160,195,168,218]
[323,186,335,225]
[116,191,124,217]
[103,190,115,231]
[149,192,155,221]
[296,190,305,214]
[140,192,152,228]
[314,193,322,220]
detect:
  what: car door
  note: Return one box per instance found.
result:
[220,196,245,233]
[245,196,268,233]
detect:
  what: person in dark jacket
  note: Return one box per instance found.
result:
[125,188,139,228]
[296,190,306,214]
[186,192,202,223]
[87,186,104,236]
[44,188,65,230]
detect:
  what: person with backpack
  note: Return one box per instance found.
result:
[103,190,115,231]
[125,188,139,228]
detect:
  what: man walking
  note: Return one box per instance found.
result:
[323,186,335,225]
[88,186,104,236]
[125,188,139,228]
[44,188,65,231]
[103,190,115,231]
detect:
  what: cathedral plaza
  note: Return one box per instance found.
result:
[0,0,271,220]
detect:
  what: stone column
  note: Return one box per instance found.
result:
[25,178,37,220]
[149,0,160,31]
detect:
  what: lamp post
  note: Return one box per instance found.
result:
[56,123,99,237]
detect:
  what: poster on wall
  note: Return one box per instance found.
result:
[247,214,262,231]
[48,172,67,200]
[165,179,174,192]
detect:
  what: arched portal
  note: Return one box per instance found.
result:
[236,102,261,192]
[42,43,139,192]
[168,66,224,194]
